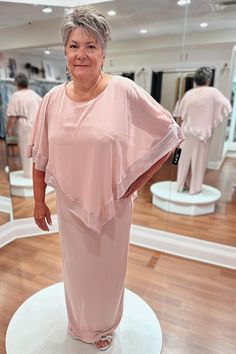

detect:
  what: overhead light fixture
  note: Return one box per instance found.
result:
[107,10,116,16]
[44,49,51,55]
[140,29,148,34]
[65,8,73,15]
[200,22,208,28]
[177,0,191,5]
[42,6,52,13]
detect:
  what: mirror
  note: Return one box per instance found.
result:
[165,1,236,247]
[0,77,13,226]
[0,78,60,220]
[0,136,13,226]
[0,0,235,250]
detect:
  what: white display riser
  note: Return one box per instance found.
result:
[150,181,221,216]
[6,283,162,354]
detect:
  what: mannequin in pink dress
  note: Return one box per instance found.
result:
[28,6,184,351]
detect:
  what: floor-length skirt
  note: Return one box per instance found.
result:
[56,194,133,343]
[176,133,211,194]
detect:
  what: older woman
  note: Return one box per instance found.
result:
[28,6,183,351]
[7,72,42,178]
[176,67,232,195]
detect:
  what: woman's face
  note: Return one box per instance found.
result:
[65,27,104,81]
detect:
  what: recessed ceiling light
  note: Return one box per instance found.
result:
[107,10,116,16]
[200,22,208,28]
[44,49,51,55]
[42,6,52,14]
[177,0,191,5]
[65,8,73,15]
[140,29,148,34]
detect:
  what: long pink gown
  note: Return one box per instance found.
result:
[27,75,184,343]
[176,86,232,194]
[7,89,42,178]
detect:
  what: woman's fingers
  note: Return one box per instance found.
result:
[46,207,52,226]
[34,214,49,231]
[34,203,51,231]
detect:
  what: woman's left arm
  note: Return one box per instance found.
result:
[121,151,171,199]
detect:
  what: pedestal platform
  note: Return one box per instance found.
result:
[9,170,54,197]
[150,181,221,216]
[6,282,162,354]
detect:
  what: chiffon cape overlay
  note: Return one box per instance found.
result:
[27,75,184,232]
[179,86,232,143]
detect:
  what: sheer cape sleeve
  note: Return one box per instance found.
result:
[114,79,184,199]
[26,91,50,171]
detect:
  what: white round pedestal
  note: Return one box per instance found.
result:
[150,181,221,216]
[9,170,54,197]
[6,283,162,354]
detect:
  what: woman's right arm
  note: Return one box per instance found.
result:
[33,163,52,231]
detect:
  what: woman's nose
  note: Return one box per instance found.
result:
[76,47,87,59]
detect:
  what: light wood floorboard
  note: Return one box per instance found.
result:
[0,234,236,354]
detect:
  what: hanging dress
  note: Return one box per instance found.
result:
[27,75,184,343]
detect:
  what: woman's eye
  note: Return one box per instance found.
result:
[88,45,96,49]
[70,45,77,49]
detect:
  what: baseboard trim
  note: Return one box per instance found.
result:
[130,224,236,270]
[0,218,235,270]
[0,216,59,248]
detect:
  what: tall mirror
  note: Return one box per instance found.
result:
[165,0,236,247]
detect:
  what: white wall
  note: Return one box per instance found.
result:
[1,51,66,81]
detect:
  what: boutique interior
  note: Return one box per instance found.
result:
[0,0,236,353]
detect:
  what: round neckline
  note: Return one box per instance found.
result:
[64,75,115,105]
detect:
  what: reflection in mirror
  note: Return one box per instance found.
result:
[165,0,236,247]
[0,78,60,220]
[0,137,13,225]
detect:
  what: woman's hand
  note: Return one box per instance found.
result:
[34,202,52,231]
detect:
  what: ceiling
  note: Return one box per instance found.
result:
[1,0,236,57]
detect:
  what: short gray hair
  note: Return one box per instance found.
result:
[194,67,212,86]
[14,72,28,88]
[61,6,111,52]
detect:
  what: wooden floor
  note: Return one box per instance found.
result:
[0,234,236,354]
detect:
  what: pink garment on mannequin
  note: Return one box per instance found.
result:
[7,89,42,178]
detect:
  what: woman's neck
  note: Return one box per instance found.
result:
[72,73,103,99]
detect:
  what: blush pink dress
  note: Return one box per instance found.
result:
[176,86,232,194]
[7,89,42,178]
[27,75,184,343]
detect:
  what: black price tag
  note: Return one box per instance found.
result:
[171,148,182,165]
